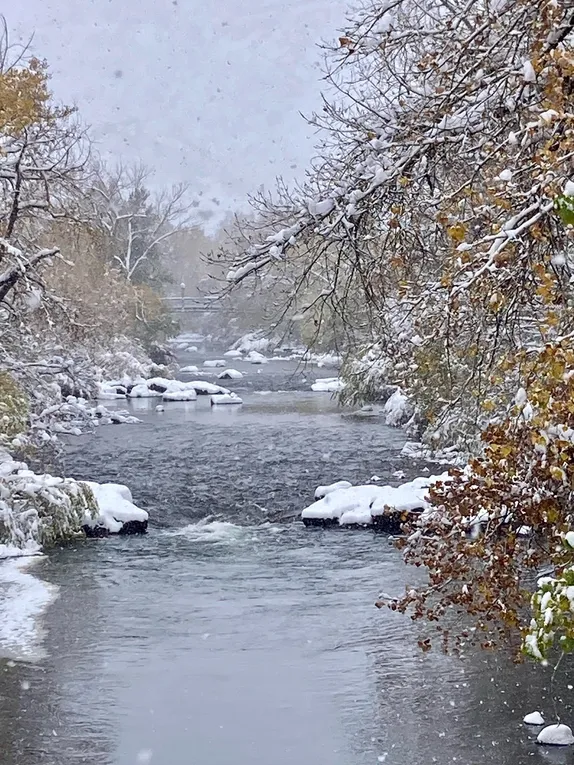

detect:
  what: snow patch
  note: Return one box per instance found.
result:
[315,480,353,499]
[0,556,58,661]
[311,377,345,392]
[523,60,536,83]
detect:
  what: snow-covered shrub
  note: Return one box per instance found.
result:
[0,373,28,443]
[525,565,574,661]
[383,387,413,427]
[0,455,98,549]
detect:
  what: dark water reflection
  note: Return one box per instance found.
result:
[1,360,573,764]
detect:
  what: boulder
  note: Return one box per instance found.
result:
[537,724,574,746]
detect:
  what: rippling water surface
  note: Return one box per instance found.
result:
[0,354,572,765]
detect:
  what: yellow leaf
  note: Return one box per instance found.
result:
[447,224,467,243]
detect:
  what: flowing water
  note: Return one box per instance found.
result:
[0,353,573,765]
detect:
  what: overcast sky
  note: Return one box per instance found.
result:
[9,0,348,229]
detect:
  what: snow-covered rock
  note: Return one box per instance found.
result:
[179,365,199,374]
[233,332,271,354]
[210,393,243,406]
[383,387,413,427]
[162,389,197,401]
[187,380,230,396]
[314,480,352,500]
[155,405,165,412]
[97,381,127,399]
[302,474,450,528]
[84,482,148,536]
[224,349,243,358]
[537,724,574,746]
[301,351,342,366]
[217,368,243,380]
[125,376,229,399]
[524,711,545,725]
[246,351,268,364]
[311,377,345,392]
[203,359,226,368]
[128,383,162,398]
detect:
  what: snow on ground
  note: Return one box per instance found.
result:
[302,474,450,526]
[211,393,243,406]
[0,556,58,661]
[311,377,345,392]
[537,724,574,746]
[84,482,148,535]
[217,368,243,380]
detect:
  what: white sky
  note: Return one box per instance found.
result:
[9,0,348,229]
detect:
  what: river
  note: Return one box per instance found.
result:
[0,353,572,765]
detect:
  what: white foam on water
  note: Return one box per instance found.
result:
[0,555,59,661]
[167,518,245,544]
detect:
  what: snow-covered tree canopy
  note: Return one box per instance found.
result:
[89,163,193,286]
[214,0,574,661]
[0,34,88,309]
[218,0,574,445]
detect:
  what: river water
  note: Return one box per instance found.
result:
[1,353,573,765]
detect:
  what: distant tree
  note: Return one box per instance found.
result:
[90,163,193,287]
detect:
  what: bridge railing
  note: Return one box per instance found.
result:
[162,296,222,313]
